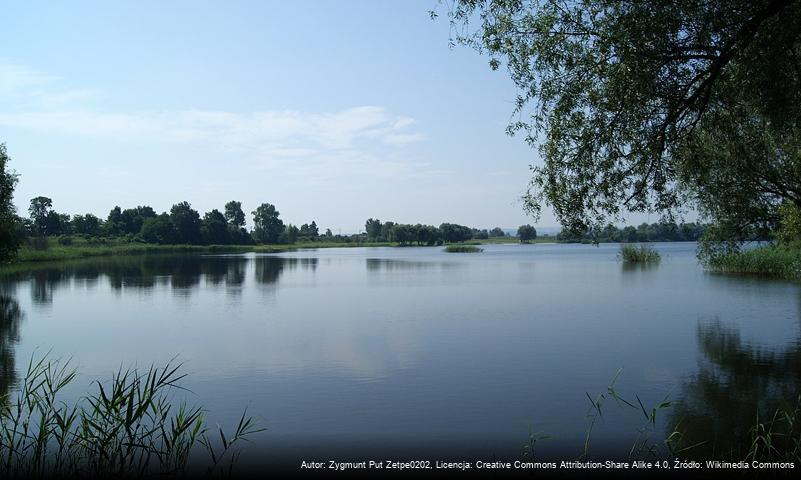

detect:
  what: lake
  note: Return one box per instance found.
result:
[1,243,799,468]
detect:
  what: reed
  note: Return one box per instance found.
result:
[557,371,800,464]
[706,245,801,279]
[0,353,262,478]
[619,244,661,264]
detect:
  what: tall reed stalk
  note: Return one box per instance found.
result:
[0,354,262,478]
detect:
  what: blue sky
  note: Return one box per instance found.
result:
[1,1,660,233]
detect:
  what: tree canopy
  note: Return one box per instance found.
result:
[170,202,202,244]
[439,0,801,248]
[252,203,284,244]
[0,145,19,261]
[517,224,537,243]
[224,201,246,229]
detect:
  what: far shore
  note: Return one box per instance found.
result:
[2,236,560,269]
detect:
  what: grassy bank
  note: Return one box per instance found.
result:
[6,237,395,265]
[5,235,556,267]
[707,245,801,279]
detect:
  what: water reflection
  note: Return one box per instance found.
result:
[254,256,318,285]
[365,258,463,272]
[621,262,660,273]
[366,259,437,271]
[205,258,247,285]
[668,320,801,457]
[0,293,23,403]
[0,255,321,306]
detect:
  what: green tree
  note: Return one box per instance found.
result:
[440,0,801,243]
[439,223,472,243]
[472,228,489,240]
[380,221,395,242]
[48,212,70,236]
[28,196,54,236]
[140,214,176,244]
[390,224,414,245]
[0,145,20,261]
[416,224,440,246]
[169,202,201,244]
[517,225,537,244]
[365,218,383,241]
[223,201,250,244]
[104,206,124,236]
[776,203,801,246]
[280,224,299,244]
[201,209,229,245]
[72,214,103,236]
[489,227,505,237]
[623,226,638,243]
[119,206,156,235]
[252,203,284,244]
[224,201,246,229]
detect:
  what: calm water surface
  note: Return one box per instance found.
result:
[1,243,799,465]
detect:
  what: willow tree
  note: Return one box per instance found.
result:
[438,0,801,253]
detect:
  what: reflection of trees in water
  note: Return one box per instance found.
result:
[30,268,64,305]
[621,262,660,273]
[253,256,318,285]
[366,258,460,272]
[0,255,322,305]
[299,258,318,272]
[254,257,285,285]
[0,294,23,404]
[668,320,801,458]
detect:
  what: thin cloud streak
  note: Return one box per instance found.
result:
[0,106,424,153]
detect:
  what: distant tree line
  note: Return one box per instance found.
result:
[14,196,708,250]
[364,218,510,245]
[15,197,334,247]
[556,222,707,243]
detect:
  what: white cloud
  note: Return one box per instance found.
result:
[0,61,425,160]
[0,107,423,153]
[1,61,439,191]
[0,63,55,92]
[0,61,98,108]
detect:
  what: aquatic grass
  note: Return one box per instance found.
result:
[618,244,661,264]
[706,245,801,279]
[563,370,801,464]
[744,396,801,463]
[444,245,483,253]
[0,353,262,478]
[578,369,674,460]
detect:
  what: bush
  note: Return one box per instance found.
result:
[776,202,801,246]
[57,235,73,246]
[85,236,109,246]
[28,236,49,251]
